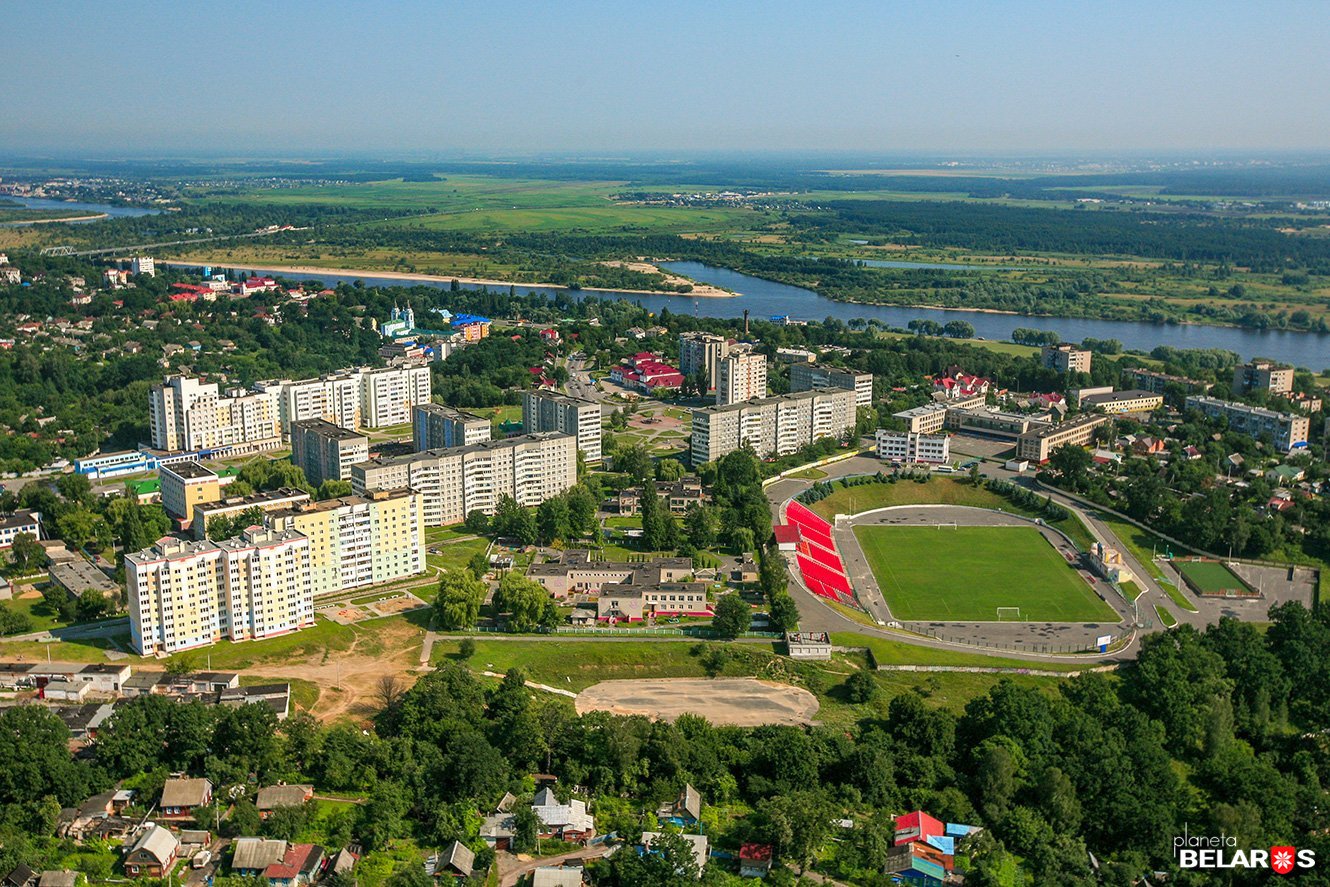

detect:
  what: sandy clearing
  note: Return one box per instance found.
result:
[575,677,819,727]
[601,260,733,297]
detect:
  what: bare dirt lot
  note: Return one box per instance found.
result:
[575,677,820,726]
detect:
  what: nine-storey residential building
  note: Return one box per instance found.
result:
[679,332,730,389]
[690,389,857,464]
[522,390,602,463]
[413,403,491,451]
[789,362,873,409]
[290,419,370,487]
[255,372,363,436]
[352,432,577,527]
[126,527,314,655]
[269,489,424,599]
[359,365,433,428]
[715,351,768,405]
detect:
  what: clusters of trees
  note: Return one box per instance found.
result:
[6,602,1330,884]
[906,319,976,339]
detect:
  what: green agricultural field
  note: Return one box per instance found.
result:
[854,525,1117,622]
[1173,559,1249,595]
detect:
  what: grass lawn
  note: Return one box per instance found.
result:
[1096,513,1178,581]
[423,525,480,544]
[786,467,828,480]
[434,639,715,691]
[1154,605,1178,628]
[2,591,69,632]
[425,537,490,576]
[240,674,321,711]
[0,632,130,663]
[1158,577,1199,612]
[854,525,1118,622]
[809,477,1096,550]
[1174,559,1250,595]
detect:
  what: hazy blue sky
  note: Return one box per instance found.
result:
[3,0,1328,156]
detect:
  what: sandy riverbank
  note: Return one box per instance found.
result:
[1,213,106,226]
[160,260,739,298]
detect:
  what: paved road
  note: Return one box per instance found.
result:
[498,846,610,887]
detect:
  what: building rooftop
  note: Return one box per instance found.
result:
[47,559,119,597]
[162,461,218,481]
[290,419,367,442]
[194,487,310,517]
[1082,389,1161,406]
[695,387,854,416]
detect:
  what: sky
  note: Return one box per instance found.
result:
[3,0,1329,157]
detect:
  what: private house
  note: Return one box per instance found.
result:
[885,811,980,886]
[479,812,515,850]
[425,842,474,880]
[658,785,702,827]
[256,785,314,817]
[232,839,325,887]
[531,787,595,842]
[124,825,179,878]
[531,867,584,887]
[738,844,773,878]
[159,777,212,819]
[3,866,35,887]
[640,832,708,878]
[37,872,77,887]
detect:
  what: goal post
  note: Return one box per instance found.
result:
[996,607,1022,621]
[934,521,957,530]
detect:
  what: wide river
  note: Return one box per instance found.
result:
[1,196,160,219]
[202,261,1330,368]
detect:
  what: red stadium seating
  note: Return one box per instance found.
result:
[783,499,862,608]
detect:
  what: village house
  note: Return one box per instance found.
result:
[531,787,595,842]
[425,842,474,880]
[256,785,314,818]
[124,825,179,878]
[159,777,212,819]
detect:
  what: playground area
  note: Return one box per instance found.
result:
[317,591,427,625]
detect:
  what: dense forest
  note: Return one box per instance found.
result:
[4,605,1330,885]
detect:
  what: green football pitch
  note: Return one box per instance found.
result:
[852,525,1119,622]
[1173,560,1248,595]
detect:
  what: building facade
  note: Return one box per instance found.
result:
[126,527,314,656]
[875,430,951,464]
[1078,389,1165,415]
[413,403,491,451]
[678,332,730,389]
[715,351,768,405]
[352,433,577,528]
[690,388,857,464]
[359,365,432,428]
[789,362,873,409]
[1015,413,1111,462]
[159,462,222,523]
[192,488,312,541]
[521,390,602,463]
[1232,360,1294,396]
[269,489,423,599]
[290,420,369,487]
[1185,395,1311,452]
[149,376,281,454]
[1121,368,1212,396]
[1041,343,1093,374]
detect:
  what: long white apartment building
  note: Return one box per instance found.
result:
[126,527,313,655]
[789,362,873,409]
[876,429,951,464]
[149,375,281,455]
[255,372,362,435]
[716,351,768,405]
[352,432,577,527]
[360,365,432,428]
[690,388,857,464]
[522,390,602,463]
[1185,395,1311,453]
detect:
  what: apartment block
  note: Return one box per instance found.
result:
[789,362,873,409]
[678,332,730,388]
[131,256,155,277]
[1016,413,1111,463]
[690,388,856,464]
[255,373,362,435]
[290,419,369,487]
[1232,360,1294,396]
[352,432,577,527]
[159,461,222,523]
[1122,368,1212,396]
[149,376,281,454]
[126,527,313,656]
[413,403,491,451]
[523,391,601,463]
[359,365,433,428]
[1185,395,1311,452]
[1041,343,1093,374]
[876,430,950,464]
[270,489,424,598]
[716,351,768,405]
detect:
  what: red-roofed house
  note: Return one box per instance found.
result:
[239,276,278,296]
[894,811,944,847]
[540,328,561,343]
[933,373,991,400]
[263,843,325,887]
[738,844,773,878]
[610,353,684,392]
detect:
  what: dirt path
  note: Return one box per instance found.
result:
[245,620,425,723]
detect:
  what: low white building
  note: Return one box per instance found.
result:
[876,429,950,464]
